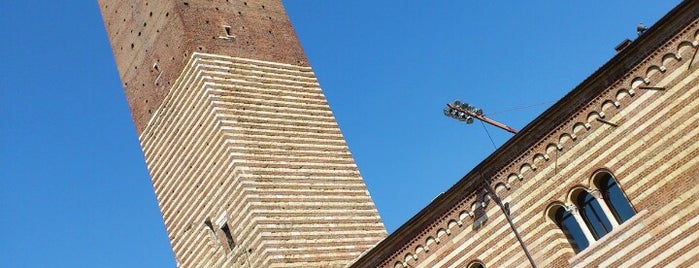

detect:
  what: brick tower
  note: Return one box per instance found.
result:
[98,1,386,267]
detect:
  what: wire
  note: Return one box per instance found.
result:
[480,120,497,149]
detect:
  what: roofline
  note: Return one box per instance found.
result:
[350,1,698,266]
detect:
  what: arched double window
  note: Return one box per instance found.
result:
[549,171,636,254]
[594,172,635,224]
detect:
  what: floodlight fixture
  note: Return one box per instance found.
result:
[442,100,533,266]
[443,99,519,134]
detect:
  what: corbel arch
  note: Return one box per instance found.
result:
[601,100,619,112]
[520,162,536,175]
[507,173,520,185]
[661,52,681,67]
[404,253,417,263]
[448,219,460,229]
[470,201,479,214]
[533,153,549,165]
[677,40,696,56]
[459,210,471,222]
[425,236,437,247]
[437,228,449,238]
[645,64,666,78]
[629,76,648,90]
[572,122,589,134]
[494,182,510,194]
[559,132,576,145]
[616,88,634,101]
[587,111,605,123]
[415,245,426,255]
[546,143,562,156]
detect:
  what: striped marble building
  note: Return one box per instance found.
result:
[100,0,698,267]
[98,1,385,267]
[351,1,699,267]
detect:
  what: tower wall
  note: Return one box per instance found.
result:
[98,1,387,267]
[99,0,308,135]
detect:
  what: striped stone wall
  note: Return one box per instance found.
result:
[99,1,387,266]
[351,3,698,268]
[139,53,386,267]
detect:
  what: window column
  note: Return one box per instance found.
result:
[590,189,620,228]
[566,205,596,245]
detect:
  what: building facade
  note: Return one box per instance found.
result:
[100,1,698,267]
[98,1,386,267]
[350,1,699,267]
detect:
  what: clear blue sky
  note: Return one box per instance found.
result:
[0,1,680,267]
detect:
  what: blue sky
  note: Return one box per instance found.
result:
[0,1,680,267]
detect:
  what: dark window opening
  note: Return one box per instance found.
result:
[204,218,215,232]
[468,261,486,268]
[575,191,613,239]
[224,26,232,36]
[596,173,635,224]
[553,206,589,253]
[220,223,235,249]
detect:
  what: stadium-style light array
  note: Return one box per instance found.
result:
[443,100,519,134]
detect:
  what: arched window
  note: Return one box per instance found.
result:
[574,191,613,239]
[595,173,635,224]
[467,260,485,268]
[551,205,589,253]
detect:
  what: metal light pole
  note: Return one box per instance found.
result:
[482,180,538,268]
[444,100,537,268]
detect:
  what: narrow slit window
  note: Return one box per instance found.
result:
[204,218,217,241]
[220,223,235,249]
[224,26,232,36]
[204,218,214,232]
[152,62,163,86]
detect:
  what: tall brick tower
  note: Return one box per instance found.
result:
[98,1,386,267]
